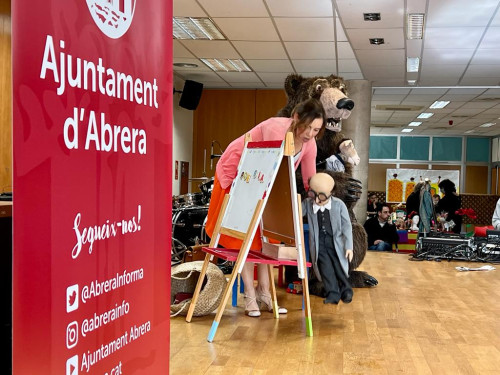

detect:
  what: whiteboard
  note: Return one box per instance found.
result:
[222,141,284,233]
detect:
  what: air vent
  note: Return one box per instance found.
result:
[450,115,468,118]
[375,105,424,111]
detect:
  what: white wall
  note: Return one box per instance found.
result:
[172,77,194,196]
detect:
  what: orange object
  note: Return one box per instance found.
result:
[404,177,415,202]
[388,174,403,202]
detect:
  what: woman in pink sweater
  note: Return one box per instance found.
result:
[205,98,326,317]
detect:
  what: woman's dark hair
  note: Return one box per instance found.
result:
[438,179,456,195]
[290,98,327,139]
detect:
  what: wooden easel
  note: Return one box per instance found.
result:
[185,133,312,342]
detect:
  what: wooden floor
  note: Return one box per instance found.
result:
[170,251,500,374]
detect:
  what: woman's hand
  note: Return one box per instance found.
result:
[346,249,353,262]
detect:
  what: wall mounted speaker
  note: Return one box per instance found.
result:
[179,80,204,110]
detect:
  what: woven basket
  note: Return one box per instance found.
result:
[170,261,227,317]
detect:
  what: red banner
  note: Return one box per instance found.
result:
[12,1,172,374]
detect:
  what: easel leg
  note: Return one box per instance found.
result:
[267,264,279,319]
[208,265,240,342]
[186,253,211,322]
[296,193,313,337]
[302,270,313,337]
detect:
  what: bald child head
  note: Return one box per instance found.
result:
[309,172,335,206]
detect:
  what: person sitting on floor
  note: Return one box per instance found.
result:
[302,172,353,304]
[363,203,399,251]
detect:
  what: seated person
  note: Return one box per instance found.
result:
[367,193,378,219]
[364,203,399,251]
[302,172,353,305]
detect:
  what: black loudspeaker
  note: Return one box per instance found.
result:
[179,80,203,110]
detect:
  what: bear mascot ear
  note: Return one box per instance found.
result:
[284,73,304,98]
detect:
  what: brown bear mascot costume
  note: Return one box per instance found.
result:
[277,73,378,293]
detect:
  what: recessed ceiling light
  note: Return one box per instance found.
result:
[417,113,434,119]
[429,101,450,109]
[407,57,420,72]
[364,13,381,21]
[409,122,422,126]
[173,62,199,68]
[402,128,413,133]
[369,38,385,45]
[479,122,496,128]
[407,80,417,85]
[407,13,425,39]
[201,58,252,72]
[173,17,225,40]
[465,130,474,134]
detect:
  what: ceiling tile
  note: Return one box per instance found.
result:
[180,40,241,58]
[463,65,500,78]
[422,49,475,64]
[356,49,405,66]
[176,71,226,83]
[256,72,291,83]
[246,59,293,73]
[173,0,207,16]
[337,42,356,59]
[336,0,404,28]
[420,64,466,78]
[347,29,405,49]
[338,59,361,72]
[275,18,335,41]
[293,60,337,73]
[198,0,268,17]
[233,41,288,59]
[339,72,364,80]
[479,26,500,49]
[214,18,280,41]
[471,49,500,64]
[284,42,336,59]
[173,41,196,58]
[460,77,500,85]
[266,0,334,17]
[217,72,262,83]
[424,27,484,49]
[173,58,211,72]
[426,0,499,27]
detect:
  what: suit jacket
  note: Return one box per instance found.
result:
[302,197,353,281]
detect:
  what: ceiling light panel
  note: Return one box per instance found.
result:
[402,128,413,132]
[407,57,420,72]
[417,113,434,119]
[173,17,225,40]
[201,58,252,72]
[479,122,496,128]
[409,122,422,126]
[407,13,424,39]
[429,100,450,109]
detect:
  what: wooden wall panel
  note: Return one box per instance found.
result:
[192,90,256,191]
[368,163,397,192]
[491,167,499,195]
[0,14,11,193]
[255,90,287,124]
[465,165,488,194]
